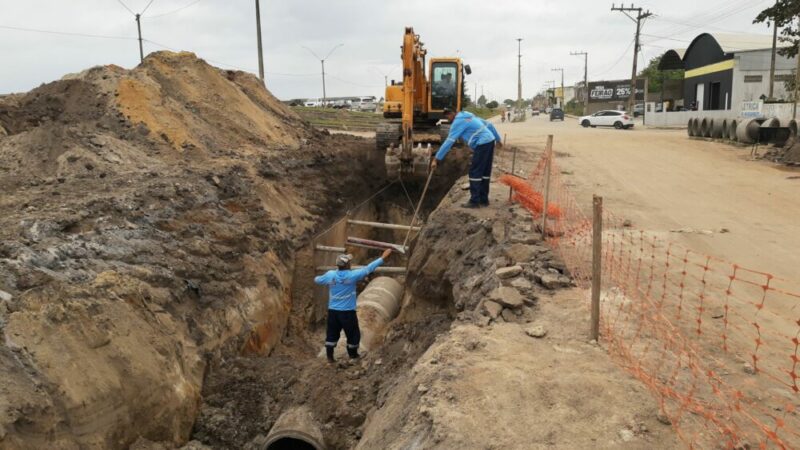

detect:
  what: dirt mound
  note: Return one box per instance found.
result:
[0,52,379,449]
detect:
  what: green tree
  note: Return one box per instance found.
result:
[754,1,800,95]
[477,94,487,107]
[486,100,499,109]
[503,99,515,106]
[638,56,684,92]
[754,0,800,57]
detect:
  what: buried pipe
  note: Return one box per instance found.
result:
[357,276,403,352]
[729,119,739,142]
[263,406,326,450]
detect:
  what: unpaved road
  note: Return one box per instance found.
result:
[497,115,800,282]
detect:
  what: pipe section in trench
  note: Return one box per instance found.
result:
[263,406,326,450]
[357,276,404,352]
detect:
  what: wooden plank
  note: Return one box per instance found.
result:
[315,266,407,274]
[346,237,408,254]
[347,219,421,232]
[315,245,346,253]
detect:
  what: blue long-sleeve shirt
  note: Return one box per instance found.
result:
[314,258,384,311]
[435,111,502,161]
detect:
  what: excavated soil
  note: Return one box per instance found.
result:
[0,52,392,449]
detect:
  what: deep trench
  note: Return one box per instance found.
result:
[191,160,467,450]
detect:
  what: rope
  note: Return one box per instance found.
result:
[401,167,436,249]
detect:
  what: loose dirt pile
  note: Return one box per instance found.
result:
[0,52,381,449]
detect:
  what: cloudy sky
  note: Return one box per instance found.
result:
[0,0,775,101]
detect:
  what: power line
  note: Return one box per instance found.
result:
[141,0,157,15]
[116,0,136,15]
[0,24,136,40]
[147,0,203,19]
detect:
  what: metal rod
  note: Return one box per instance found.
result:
[541,135,553,240]
[590,195,603,341]
[316,266,407,274]
[347,237,408,254]
[315,245,345,253]
[347,219,421,232]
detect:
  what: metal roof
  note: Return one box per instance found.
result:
[700,33,785,53]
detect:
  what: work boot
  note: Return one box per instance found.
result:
[461,202,480,209]
[347,347,360,359]
[326,346,335,363]
[479,200,490,207]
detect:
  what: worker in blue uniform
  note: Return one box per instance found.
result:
[314,248,392,362]
[431,108,503,208]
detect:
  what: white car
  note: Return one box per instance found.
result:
[351,96,378,112]
[579,110,634,129]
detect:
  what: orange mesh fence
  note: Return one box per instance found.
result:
[509,149,800,449]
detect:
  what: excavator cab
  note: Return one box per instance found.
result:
[378,28,471,179]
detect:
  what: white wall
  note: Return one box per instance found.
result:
[644,100,797,127]
[732,49,797,105]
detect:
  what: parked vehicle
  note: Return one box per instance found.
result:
[351,96,378,112]
[549,108,564,121]
[578,110,634,129]
[633,103,644,117]
[532,108,540,116]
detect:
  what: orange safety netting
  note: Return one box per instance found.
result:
[511,149,800,449]
[499,174,562,219]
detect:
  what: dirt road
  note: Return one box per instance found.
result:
[496,115,800,282]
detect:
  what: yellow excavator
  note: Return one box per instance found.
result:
[378,27,471,178]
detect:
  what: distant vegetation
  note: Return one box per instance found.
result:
[292,107,382,131]
[465,106,501,120]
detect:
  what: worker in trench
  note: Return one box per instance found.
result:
[431,107,503,208]
[315,248,392,363]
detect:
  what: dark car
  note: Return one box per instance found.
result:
[549,108,564,121]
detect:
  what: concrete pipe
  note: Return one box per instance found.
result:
[736,118,764,144]
[728,119,739,142]
[699,117,711,137]
[687,118,695,137]
[787,120,798,147]
[761,118,790,147]
[264,406,326,450]
[721,119,729,140]
[710,119,724,139]
[357,276,403,352]
[691,117,700,136]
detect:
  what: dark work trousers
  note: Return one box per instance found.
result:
[468,141,495,205]
[325,309,360,359]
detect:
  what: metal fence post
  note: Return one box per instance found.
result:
[540,135,553,240]
[590,195,603,341]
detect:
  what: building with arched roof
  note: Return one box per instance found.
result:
[657,33,795,112]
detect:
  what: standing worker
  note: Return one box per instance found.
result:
[315,248,392,363]
[431,108,503,208]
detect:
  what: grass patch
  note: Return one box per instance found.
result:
[465,107,501,120]
[292,107,383,131]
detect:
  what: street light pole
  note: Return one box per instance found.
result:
[551,68,564,107]
[571,51,588,112]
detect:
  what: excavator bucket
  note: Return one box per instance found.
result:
[385,143,432,179]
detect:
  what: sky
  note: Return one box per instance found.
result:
[0,0,777,101]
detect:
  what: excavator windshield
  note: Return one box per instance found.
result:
[431,62,459,111]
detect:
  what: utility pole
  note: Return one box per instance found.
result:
[303,44,344,107]
[135,14,144,62]
[551,68,564,107]
[768,3,778,99]
[611,4,653,113]
[516,38,523,111]
[571,51,588,113]
[255,0,265,83]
